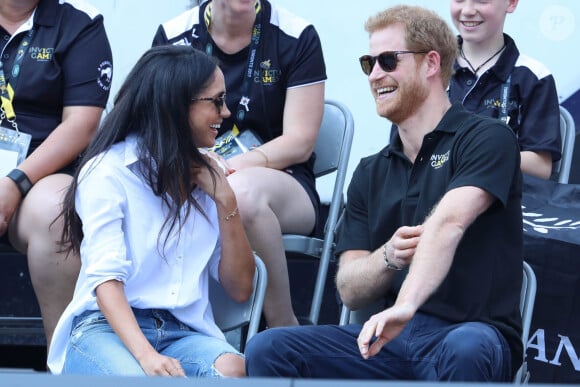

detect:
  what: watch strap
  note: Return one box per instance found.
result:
[7,169,33,197]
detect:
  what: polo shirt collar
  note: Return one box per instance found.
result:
[34,0,58,28]
[383,103,467,158]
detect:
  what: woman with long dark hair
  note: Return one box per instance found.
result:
[47,45,254,377]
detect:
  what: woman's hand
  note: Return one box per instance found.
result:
[192,154,235,206]
[138,351,186,377]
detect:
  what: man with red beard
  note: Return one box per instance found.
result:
[245,5,523,382]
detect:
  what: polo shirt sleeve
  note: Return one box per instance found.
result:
[335,160,372,255]
[517,73,561,161]
[286,25,327,88]
[448,121,520,207]
[61,15,112,107]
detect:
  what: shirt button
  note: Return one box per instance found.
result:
[3,53,8,59]
[466,79,473,86]
[3,35,8,41]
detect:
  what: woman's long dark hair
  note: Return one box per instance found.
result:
[60,45,219,256]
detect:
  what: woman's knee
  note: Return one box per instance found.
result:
[214,353,246,377]
[227,172,268,223]
[17,174,72,234]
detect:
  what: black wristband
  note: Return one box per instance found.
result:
[6,169,33,197]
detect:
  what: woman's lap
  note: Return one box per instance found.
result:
[64,309,239,377]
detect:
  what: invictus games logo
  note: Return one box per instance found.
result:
[254,59,280,86]
[430,150,450,169]
[29,46,54,61]
[97,60,113,91]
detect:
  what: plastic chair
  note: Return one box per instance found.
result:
[553,106,576,184]
[339,261,538,384]
[209,254,267,350]
[283,99,354,325]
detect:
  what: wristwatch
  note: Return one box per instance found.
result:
[6,169,33,197]
[383,243,403,271]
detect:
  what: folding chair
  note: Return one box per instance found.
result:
[209,254,267,350]
[283,99,354,325]
[514,261,537,384]
[339,261,538,384]
[553,106,576,184]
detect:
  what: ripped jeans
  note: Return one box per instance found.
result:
[63,308,240,377]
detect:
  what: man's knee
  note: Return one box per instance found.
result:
[438,323,509,381]
[442,323,502,356]
[245,328,291,376]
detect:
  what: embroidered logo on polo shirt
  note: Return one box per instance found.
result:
[254,59,280,86]
[430,150,450,169]
[97,60,113,91]
[29,46,53,61]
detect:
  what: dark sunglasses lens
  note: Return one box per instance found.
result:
[359,55,375,75]
[378,53,397,72]
[214,96,225,110]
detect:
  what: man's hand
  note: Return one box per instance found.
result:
[384,225,423,268]
[357,303,415,359]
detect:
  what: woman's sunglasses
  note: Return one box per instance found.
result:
[192,93,227,113]
[358,50,428,75]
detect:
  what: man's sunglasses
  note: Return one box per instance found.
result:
[358,50,429,75]
[192,93,227,113]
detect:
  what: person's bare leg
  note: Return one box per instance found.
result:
[214,353,246,377]
[228,167,315,327]
[10,174,80,351]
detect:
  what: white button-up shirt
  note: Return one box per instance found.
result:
[48,135,224,374]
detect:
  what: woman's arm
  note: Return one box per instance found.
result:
[0,105,102,235]
[227,82,325,171]
[193,156,255,302]
[95,280,185,377]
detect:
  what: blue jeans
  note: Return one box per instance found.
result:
[63,309,240,376]
[246,312,512,381]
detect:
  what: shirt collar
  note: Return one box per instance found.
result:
[34,0,57,28]
[123,134,141,168]
[383,103,467,158]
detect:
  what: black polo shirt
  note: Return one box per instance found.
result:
[0,0,112,152]
[449,33,561,161]
[152,0,326,142]
[336,103,523,373]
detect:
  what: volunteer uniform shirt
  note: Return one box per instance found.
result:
[449,33,561,162]
[152,0,326,142]
[0,0,112,152]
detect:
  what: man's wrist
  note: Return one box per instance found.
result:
[383,243,403,271]
[6,169,33,197]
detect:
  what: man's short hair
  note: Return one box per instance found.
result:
[365,5,457,86]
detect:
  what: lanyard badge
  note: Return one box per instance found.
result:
[0,29,35,176]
